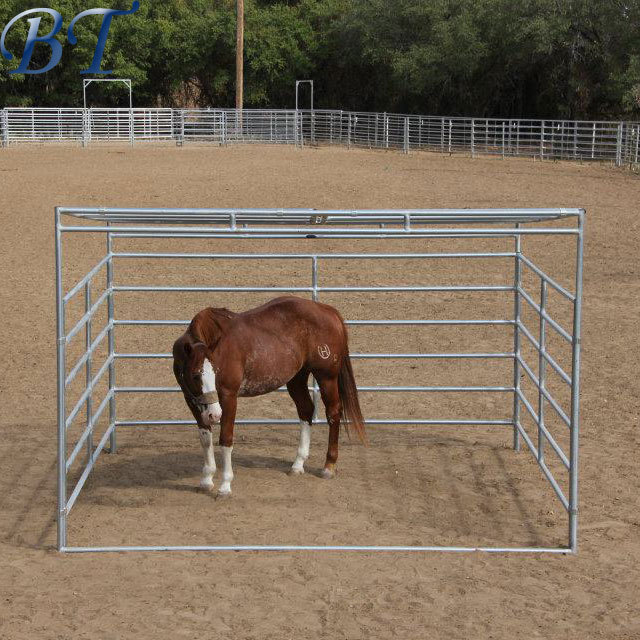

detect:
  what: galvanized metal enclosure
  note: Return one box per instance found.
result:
[3,106,638,166]
[55,207,584,554]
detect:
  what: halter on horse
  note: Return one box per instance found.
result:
[172,296,366,497]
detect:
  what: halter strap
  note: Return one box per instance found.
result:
[195,391,219,406]
[177,368,219,407]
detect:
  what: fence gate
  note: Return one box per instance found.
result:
[55,207,584,553]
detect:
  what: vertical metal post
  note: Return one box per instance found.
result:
[591,123,596,159]
[107,226,117,454]
[471,118,475,158]
[384,112,388,148]
[2,109,8,147]
[615,122,623,166]
[55,207,67,550]
[403,117,409,154]
[222,111,227,146]
[441,117,445,153]
[537,280,547,461]
[540,120,545,160]
[512,224,522,451]
[569,211,585,553]
[502,122,505,159]
[347,113,352,149]
[311,257,320,420]
[85,281,93,464]
[448,120,452,154]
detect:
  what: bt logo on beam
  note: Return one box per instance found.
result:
[1,2,139,75]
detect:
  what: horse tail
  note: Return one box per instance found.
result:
[338,350,367,444]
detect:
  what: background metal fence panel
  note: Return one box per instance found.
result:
[55,206,584,554]
[2,107,638,164]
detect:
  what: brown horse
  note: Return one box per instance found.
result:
[172,296,366,496]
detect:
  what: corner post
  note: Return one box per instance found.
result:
[55,207,67,550]
[569,211,585,553]
[512,223,522,451]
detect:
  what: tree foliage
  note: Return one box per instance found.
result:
[1,0,639,118]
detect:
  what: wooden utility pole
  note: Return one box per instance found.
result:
[235,0,244,110]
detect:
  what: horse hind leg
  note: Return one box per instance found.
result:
[287,369,314,475]
[317,375,341,479]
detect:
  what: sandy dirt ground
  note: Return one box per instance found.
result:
[0,144,638,639]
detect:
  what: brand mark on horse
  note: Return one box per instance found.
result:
[318,344,331,359]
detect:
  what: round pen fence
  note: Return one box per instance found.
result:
[55,207,584,554]
[3,107,638,165]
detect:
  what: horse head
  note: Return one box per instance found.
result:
[172,337,222,427]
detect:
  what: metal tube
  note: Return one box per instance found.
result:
[512,224,522,451]
[113,319,516,327]
[55,207,67,551]
[84,282,93,464]
[114,385,514,394]
[113,251,518,260]
[61,544,570,554]
[60,225,581,237]
[115,418,514,427]
[569,211,585,552]
[113,351,515,360]
[537,280,547,462]
[112,284,513,294]
[107,228,116,454]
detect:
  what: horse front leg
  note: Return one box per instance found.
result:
[217,393,237,497]
[198,426,216,491]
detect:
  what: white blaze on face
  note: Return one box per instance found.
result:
[201,357,222,425]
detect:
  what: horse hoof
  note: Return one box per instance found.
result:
[199,478,215,492]
[321,468,335,479]
[216,490,232,500]
[289,466,305,476]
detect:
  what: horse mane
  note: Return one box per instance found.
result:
[188,307,237,349]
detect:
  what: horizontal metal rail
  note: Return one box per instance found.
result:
[113,319,516,327]
[113,352,515,360]
[113,284,513,293]
[115,419,514,427]
[60,544,571,554]
[113,252,518,260]
[114,385,515,394]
